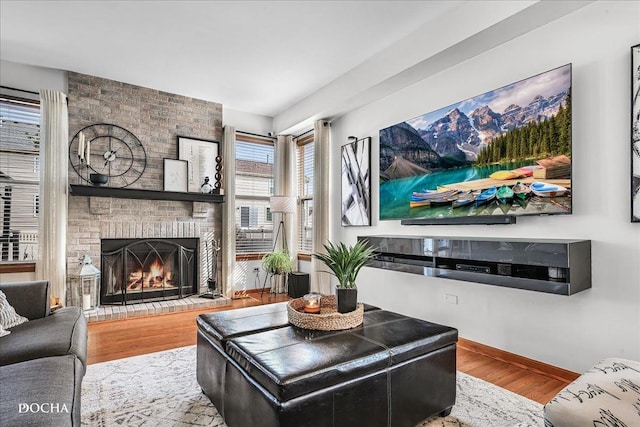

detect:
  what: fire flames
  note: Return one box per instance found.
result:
[126,258,176,291]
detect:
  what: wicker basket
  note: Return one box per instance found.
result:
[287,295,364,331]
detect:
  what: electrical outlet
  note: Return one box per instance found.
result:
[253,267,260,272]
[445,294,458,304]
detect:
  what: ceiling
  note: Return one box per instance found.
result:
[0,0,463,118]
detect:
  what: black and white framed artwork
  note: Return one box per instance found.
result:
[632,43,640,222]
[177,136,219,193]
[163,158,188,192]
[341,137,371,226]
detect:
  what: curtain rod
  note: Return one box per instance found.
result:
[0,86,68,105]
[0,85,39,96]
[236,128,313,140]
[294,128,313,139]
[237,130,276,140]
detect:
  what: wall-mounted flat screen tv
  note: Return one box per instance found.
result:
[379,64,572,222]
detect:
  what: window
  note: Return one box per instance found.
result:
[0,95,40,263]
[235,135,275,255]
[239,206,259,228]
[296,133,314,254]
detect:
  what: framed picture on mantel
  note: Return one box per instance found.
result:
[632,43,640,222]
[163,159,188,192]
[177,136,219,193]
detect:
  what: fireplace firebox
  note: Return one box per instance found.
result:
[100,238,199,305]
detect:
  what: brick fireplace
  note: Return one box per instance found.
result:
[101,237,199,305]
[65,72,224,306]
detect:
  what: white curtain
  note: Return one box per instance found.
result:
[36,90,69,304]
[221,125,236,297]
[311,120,331,294]
[272,135,297,293]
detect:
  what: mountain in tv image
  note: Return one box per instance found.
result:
[380,64,571,180]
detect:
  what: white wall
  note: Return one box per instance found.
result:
[330,1,640,373]
[234,260,266,291]
[223,108,274,136]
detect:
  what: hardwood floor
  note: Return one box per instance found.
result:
[456,346,572,404]
[87,294,574,405]
[87,293,290,364]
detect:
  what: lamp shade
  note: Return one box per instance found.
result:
[270,196,297,214]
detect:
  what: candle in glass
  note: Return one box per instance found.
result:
[303,293,321,314]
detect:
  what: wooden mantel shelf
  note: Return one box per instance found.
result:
[69,184,224,203]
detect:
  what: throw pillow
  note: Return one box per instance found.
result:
[0,323,9,337]
[0,290,29,329]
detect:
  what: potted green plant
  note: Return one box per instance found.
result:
[312,240,375,313]
[262,249,294,294]
[261,249,294,276]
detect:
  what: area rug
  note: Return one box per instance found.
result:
[82,345,543,427]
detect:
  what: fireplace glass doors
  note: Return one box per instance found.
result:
[101,238,199,305]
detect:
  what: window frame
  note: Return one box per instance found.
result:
[234,133,276,259]
[296,133,314,256]
[0,92,40,271]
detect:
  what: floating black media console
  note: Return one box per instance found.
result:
[359,235,591,295]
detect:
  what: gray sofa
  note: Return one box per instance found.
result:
[0,280,88,426]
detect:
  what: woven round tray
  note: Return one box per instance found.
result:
[287,295,364,331]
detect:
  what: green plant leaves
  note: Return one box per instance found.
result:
[312,240,375,289]
[261,250,293,275]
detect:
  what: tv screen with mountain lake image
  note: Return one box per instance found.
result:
[379,63,572,222]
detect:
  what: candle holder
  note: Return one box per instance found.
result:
[76,255,100,313]
[287,295,364,331]
[303,293,321,314]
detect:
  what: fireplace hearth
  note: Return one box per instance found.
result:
[101,238,199,305]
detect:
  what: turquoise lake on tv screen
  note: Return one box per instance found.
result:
[379,160,571,220]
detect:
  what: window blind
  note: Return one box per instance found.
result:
[235,137,275,255]
[0,96,40,262]
[296,136,314,254]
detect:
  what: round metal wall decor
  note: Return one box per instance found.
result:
[69,123,147,188]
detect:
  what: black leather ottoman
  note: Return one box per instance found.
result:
[196,301,380,414]
[197,304,457,427]
[197,302,291,412]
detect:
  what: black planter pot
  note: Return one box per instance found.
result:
[287,272,310,298]
[336,288,358,313]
